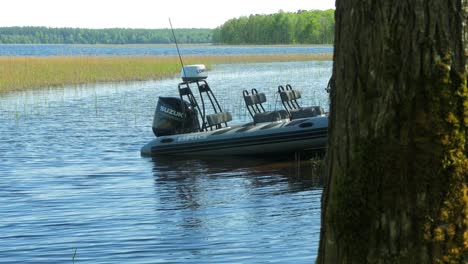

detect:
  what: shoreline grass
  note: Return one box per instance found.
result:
[0,53,332,94]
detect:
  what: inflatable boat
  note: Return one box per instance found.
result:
[140,65,328,156]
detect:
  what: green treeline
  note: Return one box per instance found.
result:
[0,10,335,45]
[213,9,335,44]
[0,27,213,44]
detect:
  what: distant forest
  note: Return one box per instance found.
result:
[213,10,335,44]
[0,27,213,44]
[0,10,335,45]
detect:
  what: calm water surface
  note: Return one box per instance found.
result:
[0,61,331,263]
[0,44,332,57]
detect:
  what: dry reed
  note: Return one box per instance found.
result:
[0,53,332,94]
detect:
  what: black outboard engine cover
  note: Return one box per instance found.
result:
[152,97,199,137]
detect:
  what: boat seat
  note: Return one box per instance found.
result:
[289,106,325,119]
[278,84,325,120]
[206,112,232,130]
[243,89,288,124]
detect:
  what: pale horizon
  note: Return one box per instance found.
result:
[1,0,335,29]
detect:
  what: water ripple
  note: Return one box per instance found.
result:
[0,61,330,263]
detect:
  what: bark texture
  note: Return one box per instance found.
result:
[317,0,467,263]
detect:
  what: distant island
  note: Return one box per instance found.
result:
[0,10,334,45]
[0,27,213,44]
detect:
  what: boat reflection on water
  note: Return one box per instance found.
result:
[151,153,324,191]
[147,154,323,262]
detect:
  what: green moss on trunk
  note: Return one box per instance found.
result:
[424,57,468,264]
[324,55,467,263]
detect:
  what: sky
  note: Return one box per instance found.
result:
[1,0,335,29]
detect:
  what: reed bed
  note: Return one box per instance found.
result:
[0,53,332,94]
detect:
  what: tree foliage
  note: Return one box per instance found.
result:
[213,9,335,44]
[0,27,213,44]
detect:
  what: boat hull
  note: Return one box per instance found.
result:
[141,116,328,156]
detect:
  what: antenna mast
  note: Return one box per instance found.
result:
[169,18,187,80]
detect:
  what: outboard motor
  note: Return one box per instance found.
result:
[152,97,199,137]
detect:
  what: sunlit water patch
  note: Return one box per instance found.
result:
[0,61,331,263]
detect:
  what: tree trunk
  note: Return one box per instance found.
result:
[317,0,467,263]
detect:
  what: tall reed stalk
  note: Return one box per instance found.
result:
[0,54,332,94]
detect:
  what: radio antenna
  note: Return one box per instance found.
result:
[169,18,187,80]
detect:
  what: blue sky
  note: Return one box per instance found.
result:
[1,0,335,29]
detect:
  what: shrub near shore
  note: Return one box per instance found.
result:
[0,54,332,94]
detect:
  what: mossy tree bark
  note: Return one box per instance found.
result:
[317,0,467,263]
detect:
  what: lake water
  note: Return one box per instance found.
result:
[0,61,332,263]
[0,44,332,57]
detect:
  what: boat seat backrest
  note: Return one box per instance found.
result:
[255,92,267,104]
[279,89,302,102]
[278,85,302,112]
[206,112,232,128]
[243,89,268,116]
[243,94,258,106]
[243,91,267,106]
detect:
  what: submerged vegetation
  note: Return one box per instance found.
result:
[0,53,332,94]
